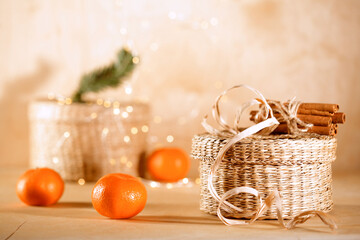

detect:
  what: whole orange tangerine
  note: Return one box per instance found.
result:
[147,147,190,182]
[91,173,147,219]
[16,168,64,206]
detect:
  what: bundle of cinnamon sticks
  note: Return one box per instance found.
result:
[250,101,346,136]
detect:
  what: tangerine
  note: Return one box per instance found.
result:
[16,168,64,206]
[147,147,190,182]
[91,173,147,219]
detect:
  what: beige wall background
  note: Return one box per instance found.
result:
[1,0,359,176]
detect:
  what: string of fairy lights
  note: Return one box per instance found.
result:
[48,0,222,186]
[92,0,224,148]
[47,92,150,173]
[46,92,201,187]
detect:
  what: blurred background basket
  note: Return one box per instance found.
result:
[29,99,150,182]
[191,133,337,219]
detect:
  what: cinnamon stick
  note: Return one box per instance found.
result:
[263,100,339,114]
[332,112,346,124]
[292,114,331,126]
[309,125,336,136]
[299,103,339,113]
[250,111,332,126]
[273,123,336,136]
[297,108,334,116]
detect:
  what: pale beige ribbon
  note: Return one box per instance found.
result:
[202,84,337,230]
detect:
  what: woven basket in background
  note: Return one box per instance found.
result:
[191,133,337,219]
[29,100,150,182]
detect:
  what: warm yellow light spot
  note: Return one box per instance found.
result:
[113,101,120,108]
[109,158,116,165]
[64,132,70,138]
[122,112,129,118]
[132,56,140,64]
[52,157,59,164]
[120,156,127,164]
[126,106,133,113]
[113,108,120,115]
[131,127,138,134]
[126,162,133,168]
[96,99,104,105]
[125,86,132,95]
[150,182,158,188]
[65,98,72,105]
[102,128,109,135]
[124,136,130,143]
[154,116,162,123]
[195,178,201,185]
[166,135,174,143]
[166,183,173,189]
[104,100,111,108]
[141,125,149,133]
[78,178,85,185]
[90,112,97,119]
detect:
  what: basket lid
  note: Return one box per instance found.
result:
[191,133,337,166]
[28,99,150,123]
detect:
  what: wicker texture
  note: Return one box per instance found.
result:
[191,133,337,219]
[29,100,150,181]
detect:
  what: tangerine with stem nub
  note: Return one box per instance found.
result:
[16,168,64,206]
[92,173,147,219]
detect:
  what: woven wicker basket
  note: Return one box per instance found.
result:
[29,99,150,182]
[191,133,337,219]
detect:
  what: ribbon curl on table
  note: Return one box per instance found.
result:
[202,84,337,230]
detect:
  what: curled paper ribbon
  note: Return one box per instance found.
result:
[202,84,337,230]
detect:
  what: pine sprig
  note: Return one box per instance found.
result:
[72,48,137,103]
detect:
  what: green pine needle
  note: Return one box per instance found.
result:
[72,48,137,103]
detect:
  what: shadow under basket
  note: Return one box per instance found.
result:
[29,99,150,182]
[191,133,337,219]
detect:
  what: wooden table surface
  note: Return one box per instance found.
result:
[1,168,360,239]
